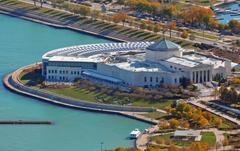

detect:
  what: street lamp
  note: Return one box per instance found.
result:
[100,142,104,151]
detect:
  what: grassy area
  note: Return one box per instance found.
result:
[151,131,216,147]
[200,132,216,145]
[44,87,175,109]
[142,112,167,120]
[132,100,174,110]
[19,69,175,109]
[151,133,193,146]
[44,87,99,102]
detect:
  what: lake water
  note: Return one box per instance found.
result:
[0,14,150,151]
[216,2,240,24]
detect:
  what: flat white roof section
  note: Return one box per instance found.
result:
[82,70,123,84]
[174,130,200,137]
[107,60,172,73]
[49,56,95,62]
[183,54,224,66]
[166,57,200,68]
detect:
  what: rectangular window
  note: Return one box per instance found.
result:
[144,77,147,82]
[150,77,152,82]
[156,77,158,82]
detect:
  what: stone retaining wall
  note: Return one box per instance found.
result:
[6,65,155,113]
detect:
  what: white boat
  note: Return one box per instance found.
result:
[129,129,141,139]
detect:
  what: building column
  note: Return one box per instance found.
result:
[192,71,195,83]
[203,70,206,82]
[196,71,198,83]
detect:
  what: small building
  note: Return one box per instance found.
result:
[173,130,202,141]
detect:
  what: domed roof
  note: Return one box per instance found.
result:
[147,39,180,51]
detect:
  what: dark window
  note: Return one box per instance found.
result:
[144,77,147,82]
[156,77,158,82]
[150,77,152,82]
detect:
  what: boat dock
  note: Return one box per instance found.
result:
[0,120,52,125]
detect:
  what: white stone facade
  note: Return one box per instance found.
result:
[42,40,231,87]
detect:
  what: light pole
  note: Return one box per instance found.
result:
[100,142,104,151]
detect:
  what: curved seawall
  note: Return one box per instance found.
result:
[3,64,156,124]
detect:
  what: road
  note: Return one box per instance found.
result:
[17,0,238,51]
[186,96,240,126]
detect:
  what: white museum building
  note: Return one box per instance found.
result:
[42,39,231,87]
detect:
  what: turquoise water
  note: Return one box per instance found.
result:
[216,2,240,24]
[0,14,150,151]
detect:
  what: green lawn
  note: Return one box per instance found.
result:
[44,87,99,103]
[151,131,216,147]
[142,112,167,120]
[132,100,174,110]
[201,132,216,145]
[44,87,175,109]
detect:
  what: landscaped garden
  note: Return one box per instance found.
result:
[19,68,194,110]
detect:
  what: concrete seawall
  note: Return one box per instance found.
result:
[3,64,157,124]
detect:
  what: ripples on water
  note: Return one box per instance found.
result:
[0,14,150,151]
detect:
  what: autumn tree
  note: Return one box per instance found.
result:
[167,21,176,38]
[90,10,100,20]
[153,24,161,33]
[198,116,209,127]
[112,12,128,26]
[181,30,188,39]
[169,118,180,129]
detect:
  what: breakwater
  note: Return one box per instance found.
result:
[0,120,52,125]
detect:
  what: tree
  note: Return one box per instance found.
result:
[90,10,100,20]
[115,147,127,151]
[181,121,190,129]
[153,24,161,33]
[180,6,215,28]
[228,20,240,34]
[162,4,177,19]
[181,30,188,39]
[112,12,128,26]
[189,142,210,151]
[140,21,147,30]
[213,117,222,128]
[169,143,180,151]
[167,21,176,38]
[169,118,180,129]
[198,117,209,127]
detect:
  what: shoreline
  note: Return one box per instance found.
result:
[0,7,126,43]
[3,64,157,125]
